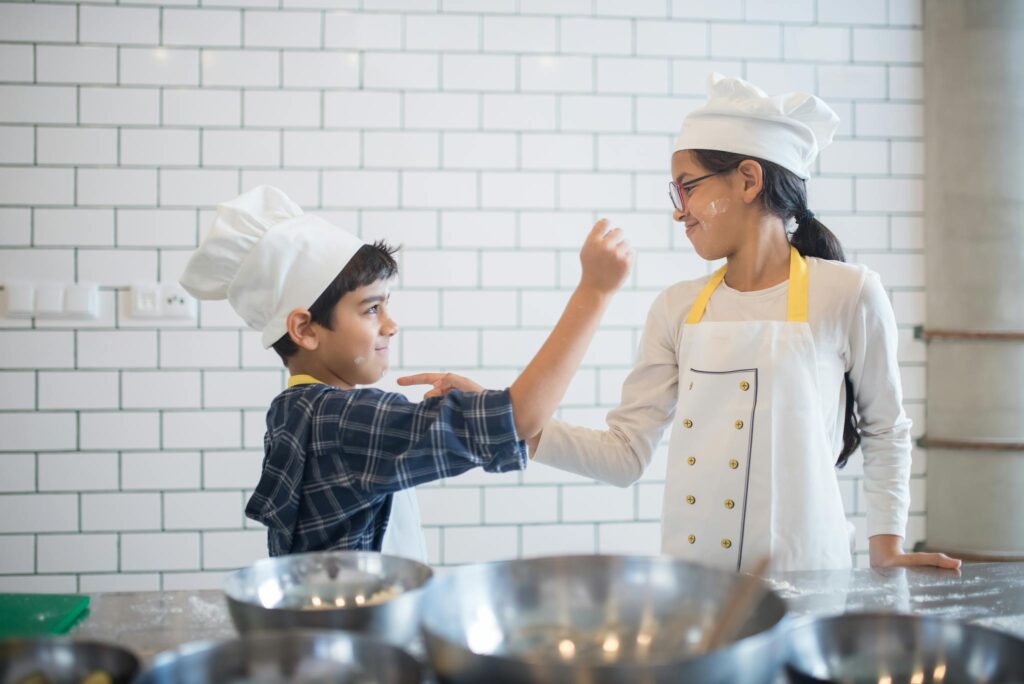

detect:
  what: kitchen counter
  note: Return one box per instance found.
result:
[70,562,1024,665]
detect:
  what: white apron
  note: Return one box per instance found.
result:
[662,247,852,572]
[381,488,428,562]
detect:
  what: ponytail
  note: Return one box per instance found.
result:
[691,149,861,469]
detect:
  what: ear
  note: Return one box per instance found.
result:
[285,308,319,351]
[735,159,764,206]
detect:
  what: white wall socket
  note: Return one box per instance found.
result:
[129,283,195,320]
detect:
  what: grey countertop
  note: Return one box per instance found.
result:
[71,561,1024,666]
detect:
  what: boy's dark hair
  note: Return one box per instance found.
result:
[691,149,861,470]
[271,239,400,365]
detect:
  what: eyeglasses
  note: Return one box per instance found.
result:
[668,164,739,213]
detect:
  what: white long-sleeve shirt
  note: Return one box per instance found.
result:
[534,256,912,539]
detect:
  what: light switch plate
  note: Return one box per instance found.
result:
[64,283,100,319]
[34,283,65,318]
[3,282,35,318]
[2,281,102,320]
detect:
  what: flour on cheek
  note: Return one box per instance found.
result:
[696,197,730,231]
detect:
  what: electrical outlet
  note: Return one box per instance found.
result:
[160,283,194,319]
[129,283,194,319]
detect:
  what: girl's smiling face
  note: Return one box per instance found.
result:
[671,150,758,261]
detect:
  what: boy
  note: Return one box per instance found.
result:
[179,186,632,559]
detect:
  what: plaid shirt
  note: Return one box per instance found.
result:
[245,379,527,556]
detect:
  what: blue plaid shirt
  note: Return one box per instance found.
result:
[245,379,527,556]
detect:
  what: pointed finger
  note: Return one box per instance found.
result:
[397,373,445,386]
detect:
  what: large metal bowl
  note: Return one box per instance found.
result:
[223,551,433,647]
[419,554,788,684]
[786,612,1024,683]
[0,638,140,684]
[136,630,422,684]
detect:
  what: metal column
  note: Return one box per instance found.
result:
[921,0,1024,558]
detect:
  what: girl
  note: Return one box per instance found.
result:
[528,74,960,572]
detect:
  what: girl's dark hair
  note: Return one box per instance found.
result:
[271,239,400,365]
[691,149,861,469]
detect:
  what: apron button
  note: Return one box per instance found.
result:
[687,456,696,466]
[688,381,693,390]
[728,459,739,469]
[734,420,744,430]
[686,495,695,505]
[724,499,735,509]
[721,538,732,549]
[687,535,696,544]
[739,381,749,391]
[683,419,693,428]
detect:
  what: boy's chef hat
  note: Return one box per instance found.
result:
[674,73,840,179]
[179,186,365,349]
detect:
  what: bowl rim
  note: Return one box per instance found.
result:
[141,628,422,677]
[784,610,1024,678]
[222,550,434,611]
[419,553,790,672]
[785,610,1024,637]
[0,636,142,677]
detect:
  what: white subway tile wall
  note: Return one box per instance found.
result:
[0,0,925,588]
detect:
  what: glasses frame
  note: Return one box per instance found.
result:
[667,162,741,213]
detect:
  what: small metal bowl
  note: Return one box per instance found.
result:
[136,630,422,684]
[420,554,789,684]
[223,551,433,647]
[0,638,140,684]
[786,612,1024,683]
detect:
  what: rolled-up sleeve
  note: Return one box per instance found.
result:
[328,387,527,494]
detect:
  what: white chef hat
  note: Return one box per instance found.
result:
[179,186,365,348]
[674,73,840,179]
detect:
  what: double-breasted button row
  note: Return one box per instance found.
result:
[682,418,744,429]
[684,536,734,550]
[685,456,741,470]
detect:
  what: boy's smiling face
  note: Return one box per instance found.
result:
[289,278,398,389]
[323,279,397,387]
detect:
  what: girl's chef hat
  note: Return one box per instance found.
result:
[179,185,365,348]
[675,73,840,179]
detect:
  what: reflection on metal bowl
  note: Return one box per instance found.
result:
[420,554,788,684]
[223,551,433,647]
[0,638,140,684]
[135,630,421,684]
[786,612,1024,684]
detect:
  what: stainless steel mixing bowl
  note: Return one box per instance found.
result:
[223,551,433,647]
[419,554,788,684]
[785,612,1024,683]
[135,630,422,684]
[0,638,140,684]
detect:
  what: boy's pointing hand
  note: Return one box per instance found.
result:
[397,372,485,399]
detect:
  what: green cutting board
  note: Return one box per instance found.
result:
[0,593,90,638]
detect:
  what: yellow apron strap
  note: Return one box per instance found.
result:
[685,265,728,324]
[685,246,809,324]
[786,245,809,323]
[287,374,323,388]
